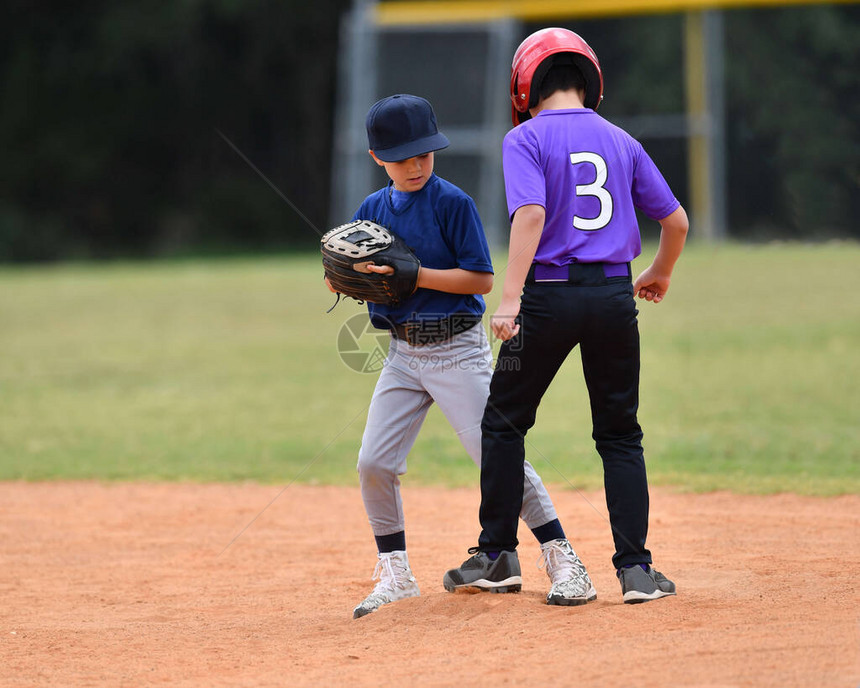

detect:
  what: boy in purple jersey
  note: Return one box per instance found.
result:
[444,28,689,604]
[338,94,599,618]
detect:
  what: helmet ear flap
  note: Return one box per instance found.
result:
[510,71,532,125]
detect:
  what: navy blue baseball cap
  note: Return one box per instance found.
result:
[366,94,450,162]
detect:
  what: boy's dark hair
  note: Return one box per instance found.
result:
[537,60,587,103]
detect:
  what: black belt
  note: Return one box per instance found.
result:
[526,262,631,284]
[391,314,482,346]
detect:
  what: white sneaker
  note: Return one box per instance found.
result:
[353,550,420,619]
[538,538,597,606]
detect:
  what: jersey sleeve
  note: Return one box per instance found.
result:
[502,128,546,220]
[631,144,681,221]
[439,194,494,274]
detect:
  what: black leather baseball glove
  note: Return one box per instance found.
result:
[321,220,420,308]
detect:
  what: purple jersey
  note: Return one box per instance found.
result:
[503,108,680,265]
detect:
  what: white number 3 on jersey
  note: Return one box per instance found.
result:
[569,152,613,231]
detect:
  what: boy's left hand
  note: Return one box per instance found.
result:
[633,266,670,303]
[366,263,394,275]
[325,265,393,293]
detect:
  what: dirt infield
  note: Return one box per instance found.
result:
[1,482,857,687]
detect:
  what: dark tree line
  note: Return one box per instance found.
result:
[0,0,352,260]
[725,6,860,238]
[0,2,857,261]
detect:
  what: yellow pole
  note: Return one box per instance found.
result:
[684,10,713,240]
[375,0,858,26]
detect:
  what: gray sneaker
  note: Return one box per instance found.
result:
[538,538,597,606]
[443,549,522,593]
[618,565,676,604]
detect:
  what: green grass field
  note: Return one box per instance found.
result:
[1,242,858,495]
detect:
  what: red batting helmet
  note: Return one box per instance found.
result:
[510,27,604,126]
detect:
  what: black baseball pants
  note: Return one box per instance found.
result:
[477,263,652,569]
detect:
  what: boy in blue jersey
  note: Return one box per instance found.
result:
[343,94,597,618]
[444,29,689,604]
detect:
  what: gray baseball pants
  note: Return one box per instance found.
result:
[357,323,558,536]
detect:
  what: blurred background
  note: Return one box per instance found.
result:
[1,0,858,262]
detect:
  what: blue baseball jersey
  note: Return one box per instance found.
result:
[503,108,680,265]
[353,174,493,328]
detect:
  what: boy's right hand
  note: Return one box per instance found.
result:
[491,299,521,341]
